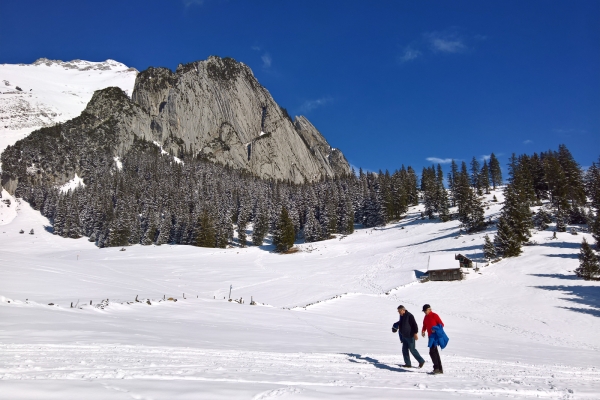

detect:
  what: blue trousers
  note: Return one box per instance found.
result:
[401,336,425,366]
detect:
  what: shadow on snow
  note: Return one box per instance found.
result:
[532,284,600,318]
[343,353,412,373]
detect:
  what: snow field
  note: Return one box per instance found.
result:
[0,59,137,156]
[1,188,600,398]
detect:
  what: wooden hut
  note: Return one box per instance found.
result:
[455,253,473,268]
[427,254,463,281]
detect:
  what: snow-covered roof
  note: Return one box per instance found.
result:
[427,254,459,271]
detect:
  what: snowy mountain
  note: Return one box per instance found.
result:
[1,56,349,187]
[0,58,137,154]
[1,186,598,398]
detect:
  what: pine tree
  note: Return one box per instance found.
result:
[470,157,481,193]
[304,207,321,242]
[459,187,485,231]
[422,166,436,219]
[447,160,459,207]
[489,153,503,189]
[437,164,451,222]
[480,160,491,194]
[557,144,586,207]
[533,208,551,230]
[575,238,599,280]
[252,199,269,246]
[555,208,567,232]
[494,216,521,257]
[584,158,600,212]
[195,209,216,248]
[273,206,295,252]
[155,213,172,245]
[483,234,497,260]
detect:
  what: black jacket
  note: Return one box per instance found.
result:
[398,311,418,339]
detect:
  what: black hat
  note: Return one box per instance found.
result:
[422,304,431,312]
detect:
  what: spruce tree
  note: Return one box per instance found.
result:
[533,208,551,231]
[483,234,497,260]
[437,165,451,222]
[480,160,491,194]
[252,200,269,246]
[273,206,295,252]
[489,153,503,189]
[494,216,521,257]
[304,208,321,242]
[195,209,216,248]
[575,238,599,280]
[470,157,481,193]
[447,159,459,207]
[557,144,586,207]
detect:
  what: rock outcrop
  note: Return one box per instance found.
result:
[1,56,350,194]
[130,56,349,182]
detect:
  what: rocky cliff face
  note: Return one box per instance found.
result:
[130,56,349,182]
[1,56,350,194]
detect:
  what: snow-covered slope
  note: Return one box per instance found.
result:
[0,188,599,399]
[0,58,137,154]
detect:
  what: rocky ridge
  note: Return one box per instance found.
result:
[131,56,349,182]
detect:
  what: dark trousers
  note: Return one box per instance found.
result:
[401,336,425,366]
[429,345,443,372]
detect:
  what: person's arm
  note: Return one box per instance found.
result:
[421,316,427,337]
[409,315,419,339]
[435,314,444,327]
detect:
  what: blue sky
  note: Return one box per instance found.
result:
[1,0,598,174]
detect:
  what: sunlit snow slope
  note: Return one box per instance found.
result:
[0,58,137,155]
[0,188,599,399]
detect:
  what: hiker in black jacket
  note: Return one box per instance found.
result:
[392,305,425,368]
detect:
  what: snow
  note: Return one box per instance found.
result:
[0,58,137,156]
[427,253,460,271]
[113,156,123,171]
[57,173,85,193]
[0,189,599,399]
[153,140,184,164]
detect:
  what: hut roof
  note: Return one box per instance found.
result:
[427,254,460,272]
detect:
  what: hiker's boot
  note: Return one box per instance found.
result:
[418,361,425,368]
[434,369,443,374]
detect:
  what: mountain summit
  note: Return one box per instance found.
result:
[131,56,349,182]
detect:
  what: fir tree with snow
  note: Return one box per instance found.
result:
[575,238,600,280]
[483,234,497,260]
[489,153,503,189]
[273,206,295,252]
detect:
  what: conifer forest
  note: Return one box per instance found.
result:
[2,121,598,261]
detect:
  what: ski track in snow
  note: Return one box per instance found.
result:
[0,344,596,399]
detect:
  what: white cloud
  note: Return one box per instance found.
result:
[251,46,261,51]
[426,157,453,164]
[261,53,272,68]
[480,154,491,161]
[398,47,422,63]
[425,31,468,53]
[299,97,332,113]
[523,139,533,144]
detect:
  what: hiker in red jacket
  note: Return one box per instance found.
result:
[421,304,444,374]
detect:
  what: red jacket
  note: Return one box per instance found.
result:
[422,312,444,336]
